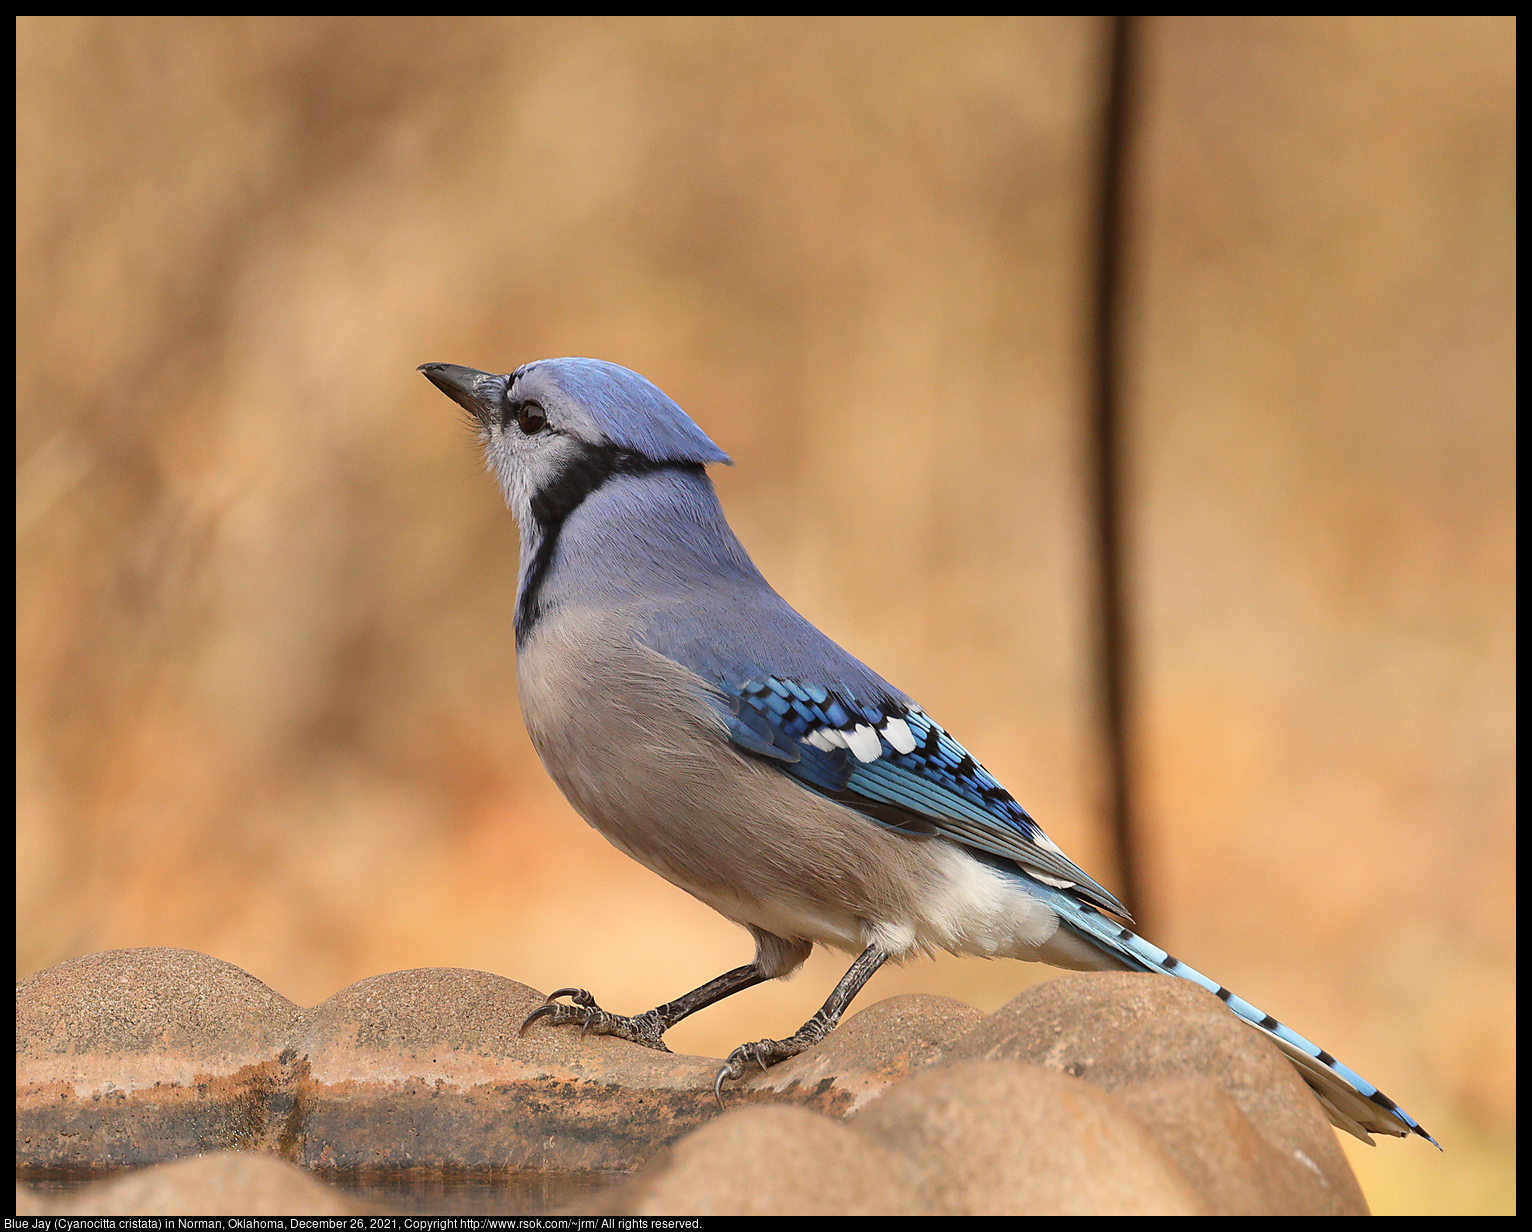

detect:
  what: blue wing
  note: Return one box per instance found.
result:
[714,674,1128,918]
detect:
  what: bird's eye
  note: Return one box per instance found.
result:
[514,400,547,434]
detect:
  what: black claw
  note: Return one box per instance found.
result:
[713,1062,737,1111]
[519,1002,560,1035]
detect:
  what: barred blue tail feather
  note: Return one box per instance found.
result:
[1038,882,1440,1147]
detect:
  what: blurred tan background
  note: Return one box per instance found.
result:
[16,17,1513,1213]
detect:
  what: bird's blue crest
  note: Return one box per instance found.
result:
[523,358,732,467]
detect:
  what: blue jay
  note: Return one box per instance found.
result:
[420,357,1435,1146]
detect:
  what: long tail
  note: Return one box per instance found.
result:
[1041,889,1438,1147]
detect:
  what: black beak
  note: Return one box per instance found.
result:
[418,362,504,424]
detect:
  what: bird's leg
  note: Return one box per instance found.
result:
[520,963,771,1053]
[714,944,888,1106]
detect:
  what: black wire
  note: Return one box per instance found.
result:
[1090,14,1145,926]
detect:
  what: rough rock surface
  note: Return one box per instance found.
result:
[929,972,1370,1215]
[16,948,1372,1214]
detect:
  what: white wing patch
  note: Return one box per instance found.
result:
[799,715,916,761]
[880,716,917,754]
[845,724,883,763]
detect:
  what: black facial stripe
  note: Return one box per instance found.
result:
[516,441,703,645]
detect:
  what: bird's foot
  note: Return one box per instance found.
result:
[713,1012,835,1109]
[519,987,672,1052]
